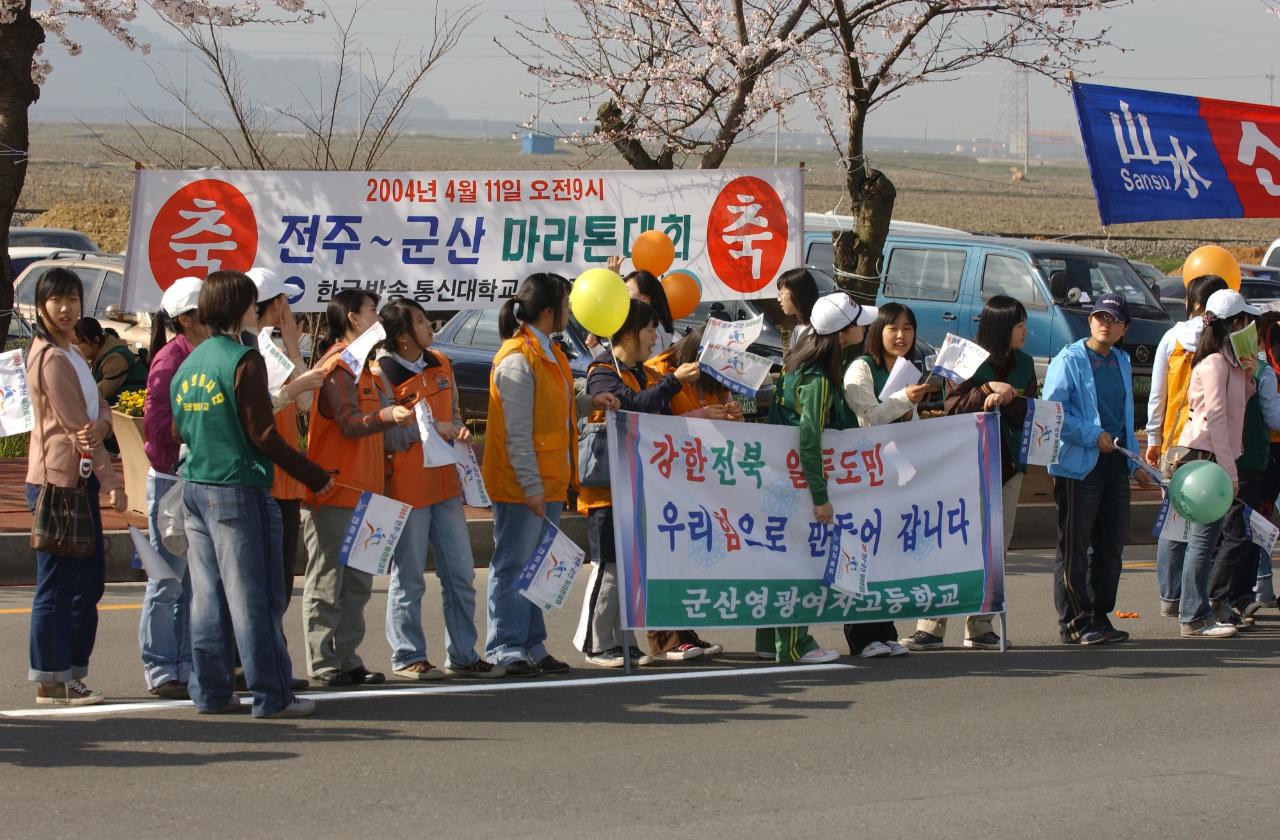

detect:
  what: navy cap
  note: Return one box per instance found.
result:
[1091,292,1130,324]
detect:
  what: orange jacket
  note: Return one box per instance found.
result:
[306,343,392,508]
[385,350,463,509]
[645,350,729,417]
[482,325,577,504]
[271,402,307,502]
[577,363,646,513]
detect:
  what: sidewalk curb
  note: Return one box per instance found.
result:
[0,502,1162,586]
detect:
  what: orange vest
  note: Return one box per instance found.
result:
[385,350,463,509]
[645,351,727,416]
[306,343,389,508]
[482,326,577,504]
[271,402,307,501]
[577,362,647,513]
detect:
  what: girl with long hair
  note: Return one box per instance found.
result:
[777,267,821,349]
[625,269,676,355]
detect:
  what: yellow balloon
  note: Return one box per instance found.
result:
[1182,245,1241,291]
[571,268,629,337]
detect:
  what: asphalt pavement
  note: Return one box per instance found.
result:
[1,544,1276,839]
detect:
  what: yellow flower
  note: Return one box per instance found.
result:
[116,388,148,417]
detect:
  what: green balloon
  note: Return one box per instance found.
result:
[1169,460,1233,524]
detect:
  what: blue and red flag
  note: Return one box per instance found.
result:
[1072,81,1280,224]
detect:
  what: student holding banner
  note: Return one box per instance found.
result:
[171,271,333,718]
[302,290,414,687]
[1042,294,1142,646]
[483,274,619,677]
[26,267,126,707]
[1163,290,1257,638]
[625,270,676,356]
[842,302,928,658]
[902,295,1035,652]
[575,300,703,667]
[137,276,205,700]
[377,298,500,680]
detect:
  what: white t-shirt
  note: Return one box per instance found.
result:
[64,347,99,422]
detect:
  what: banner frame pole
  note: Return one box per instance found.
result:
[620,610,633,675]
[998,611,1008,653]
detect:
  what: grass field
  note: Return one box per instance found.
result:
[16,122,1280,265]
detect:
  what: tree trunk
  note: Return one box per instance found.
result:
[0,8,44,350]
[833,107,896,306]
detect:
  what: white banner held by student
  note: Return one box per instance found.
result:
[931,334,990,385]
[517,518,585,611]
[1019,398,1064,466]
[339,491,412,575]
[257,328,296,397]
[339,322,386,379]
[415,401,457,467]
[1245,506,1279,554]
[821,525,870,598]
[0,349,35,437]
[454,440,491,507]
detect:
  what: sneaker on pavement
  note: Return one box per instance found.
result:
[754,650,775,660]
[1159,599,1180,617]
[886,641,910,657]
[962,632,1005,650]
[393,661,447,681]
[1061,629,1107,645]
[536,655,572,674]
[36,679,104,707]
[857,641,893,658]
[1181,618,1238,638]
[289,677,310,691]
[798,647,841,664]
[149,680,190,700]
[503,660,542,678]
[693,638,724,656]
[662,643,704,661]
[310,669,353,687]
[198,696,243,714]
[262,697,316,719]
[1239,600,1265,619]
[445,659,505,679]
[347,666,385,685]
[585,648,626,668]
[901,630,944,651]
[628,646,656,666]
[1100,626,1130,643]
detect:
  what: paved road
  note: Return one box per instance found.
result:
[1,545,1275,839]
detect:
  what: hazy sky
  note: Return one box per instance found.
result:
[38,0,1280,140]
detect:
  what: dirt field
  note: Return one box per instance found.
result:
[15,122,1280,268]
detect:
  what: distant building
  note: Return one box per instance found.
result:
[521,133,555,155]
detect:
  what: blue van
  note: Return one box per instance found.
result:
[802,213,1171,420]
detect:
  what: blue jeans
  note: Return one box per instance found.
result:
[1179,515,1227,625]
[385,496,480,669]
[486,500,562,667]
[184,482,294,717]
[1155,537,1183,604]
[26,478,105,683]
[138,473,192,689]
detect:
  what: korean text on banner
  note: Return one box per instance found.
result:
[339,322,385,379]
[415,401,457,467]
[820,525,870,598]
[454,440,491,508]
[697,315,772,396]
[0,349,34,437]
[1245,506,1279,554]
[122,168,806,313]
[1019,398,1064,467]
[257,328,295,397]
[1152,497,1191,543]
[517,518,585,611]
[339,491,412,575]
[607,410,1004,630]
[1071,81,1280,225]
[931,334,990,385]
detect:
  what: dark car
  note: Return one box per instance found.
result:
[8,227,99,251]
[1159,275,1280,321]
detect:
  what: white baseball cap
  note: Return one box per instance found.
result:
[1205,288,1259,320]
[160,276,203,318]
[809,291,878,336]
[247,267,292,304]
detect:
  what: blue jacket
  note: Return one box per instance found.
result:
[1041,339,1137,480]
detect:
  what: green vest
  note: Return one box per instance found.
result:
[855,354,890,397]
[968,350,1036,471]
[1239,391,1270,473]
[171,334,273,488]
[94,343,149,393]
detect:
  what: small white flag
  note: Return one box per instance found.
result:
[339,322,386,379]
[821,526,870,598]
[931,333,990,385]
[517,518,585,611]
[1020,398,1064,466]
[1245,506,1279,555]
[697,314,772,397]
[0,348,35,437]
[415,401,457,467]
[454,439,491,508]
[257,328,296,397]
[1152,497,1191,544]
[129,525,178,580]
[339,490,412,575]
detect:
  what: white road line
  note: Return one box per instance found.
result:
[0,663,859,718]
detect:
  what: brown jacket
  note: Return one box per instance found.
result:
[25,337,122,491]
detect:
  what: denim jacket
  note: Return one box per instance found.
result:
[1041,338,1137,480]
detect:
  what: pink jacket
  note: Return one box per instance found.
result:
[25,337,122,491]
[1177,352,1256,483]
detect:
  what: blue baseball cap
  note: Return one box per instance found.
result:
[1091,293,1130,324]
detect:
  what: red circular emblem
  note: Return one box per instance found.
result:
[147,179,258,291]
[706,176,789,294]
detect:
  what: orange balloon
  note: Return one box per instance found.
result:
[661,271,701,320]
[1182,245,1241,291]
[632,230,676,276]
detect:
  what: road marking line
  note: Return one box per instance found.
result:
[0,604,143,615]
[1124,562,1156,569]
[0,663,859,718]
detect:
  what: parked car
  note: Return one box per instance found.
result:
[13,253,150,348]
[803,214,1171,424]
[1129,260,1167,290]
[8,227,99,252]
[8,246,66,281]
[1158,274,1280,320]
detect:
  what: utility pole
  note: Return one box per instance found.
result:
[1023,67,1030,174]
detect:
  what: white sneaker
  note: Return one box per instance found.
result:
[886,641,910,656]
[263,697,316,718]
[857,641,893,658]
[1180,619,1237,638]
[755,650,776,660]
[662,643,704,661]
[585,649,626,668]
[798,647,840,664]
[696,641,724,656]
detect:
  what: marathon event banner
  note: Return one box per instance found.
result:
[607,410,1005,630]
[1073,81,1280,224]
[121,168,805,313]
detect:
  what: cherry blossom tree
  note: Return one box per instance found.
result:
[0,0,316,345]
[502,0,831,169]
[801,0,1125,302]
